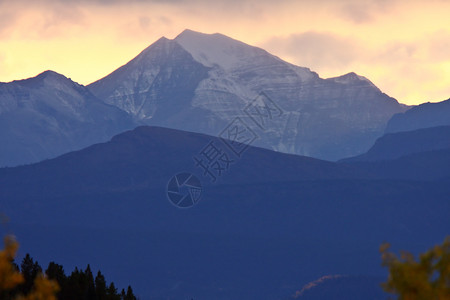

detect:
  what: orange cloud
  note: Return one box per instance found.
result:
[0,0,449,105]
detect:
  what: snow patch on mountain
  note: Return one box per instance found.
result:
[0,71,135,166]
[175,29,259,70]
[88,29,407,161]
[328,72,377,88]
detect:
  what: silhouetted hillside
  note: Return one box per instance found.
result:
[1,126,449,299]
[341,126,450,162]
[386,98,450,133]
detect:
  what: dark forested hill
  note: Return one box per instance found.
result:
[341,125,450,162]
[386,98,450,133]
[0,126,448,299]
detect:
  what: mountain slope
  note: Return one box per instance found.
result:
[88,37,211,123]
[344,148,450,181]
[341,125,450,162]
[89,29,407,161]
[386,98,450,133]
[0,126,367,201]
[1,126,449,299]
[0,71,135,167]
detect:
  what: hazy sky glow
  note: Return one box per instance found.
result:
[1,0,450,105]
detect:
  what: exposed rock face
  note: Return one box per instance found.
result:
[0,71,134,167]
[0,29,408,166]
[89,29,407,161]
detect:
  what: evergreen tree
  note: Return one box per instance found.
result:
[45,262,66,299]
[45,262,66,287]
[66,267,84,300]
[19,253,42,294]
[0,237,58,300]
[95,270,107,300]
[124,285,137,300]
[106,282,121,300]
[1,238,137,300]
[85,264,96,300]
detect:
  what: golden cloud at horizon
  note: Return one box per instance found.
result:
[1,0,449,105]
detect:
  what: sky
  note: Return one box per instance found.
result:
[1,0,449,105]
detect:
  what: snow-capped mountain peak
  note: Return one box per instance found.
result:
[8,70,70,87]
[0,71,135,167]
[174,29,272,70]
[88,29,407,161]
[35,70,66,80]
[328,72,376,87]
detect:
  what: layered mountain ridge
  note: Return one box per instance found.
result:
[89,29,408,161]
[0,71,135,167]
[342,125,450,162]
[1,29,411,166]
[2,28,450,300]
[1,125,449,299]
[386,98,450,133]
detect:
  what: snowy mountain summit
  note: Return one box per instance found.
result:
[0,71,134,167]
[89,29,406,160]
[175,29,312,78]
[0,29,408,166]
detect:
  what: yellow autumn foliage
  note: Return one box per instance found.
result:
[0,235,24,290]
[381,236,450,300]
[0,235,59,300]
[16,275,59,300]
